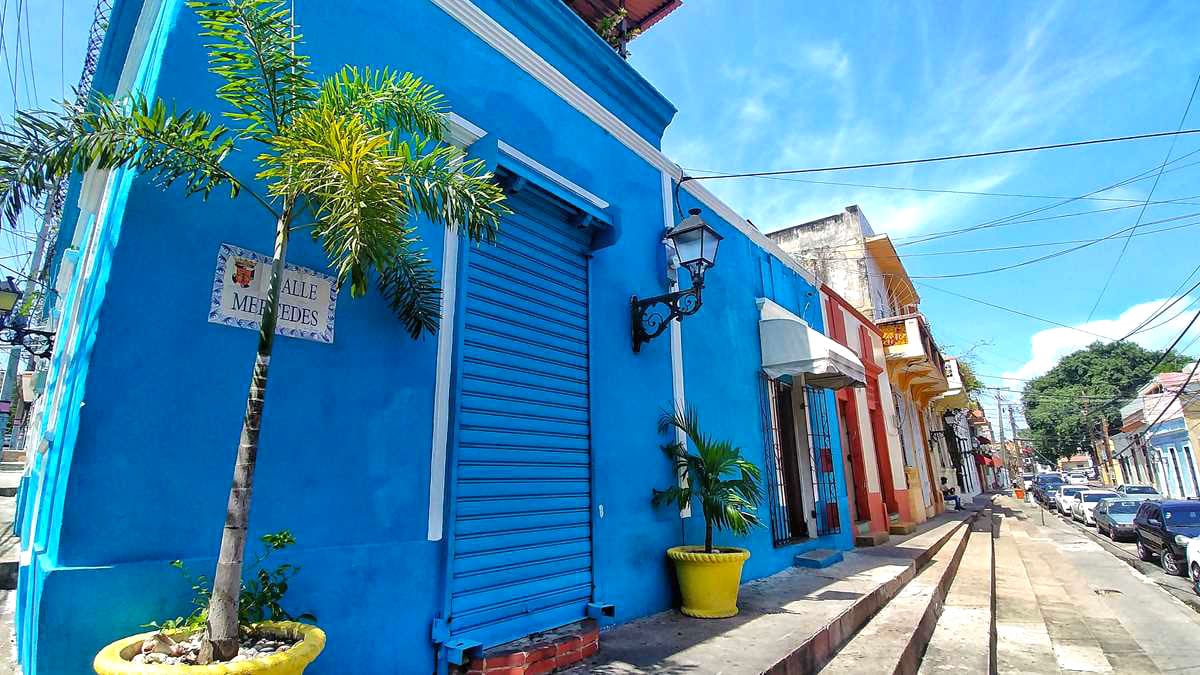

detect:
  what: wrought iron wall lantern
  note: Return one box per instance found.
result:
[0,276,54,359]
[631,208,723,352]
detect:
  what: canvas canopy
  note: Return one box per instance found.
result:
[757,297,866,389]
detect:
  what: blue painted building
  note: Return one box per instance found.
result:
[1148,418,1200,499]
[14,1,856,672]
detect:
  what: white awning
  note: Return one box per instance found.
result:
[757,298,867,389]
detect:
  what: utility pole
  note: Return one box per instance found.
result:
[996,391,1007,488]
[1098,415,1113,486]
[1007,404,1022,475]
[1081,400,1102,483]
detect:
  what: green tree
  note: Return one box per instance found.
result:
[0,0,508,662]
[1022,341,1189,460]
[955,359,983,395]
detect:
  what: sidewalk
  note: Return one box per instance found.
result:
[566,496,994,674]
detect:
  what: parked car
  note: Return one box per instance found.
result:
[1056,485,1087,516]
[1022,473,1036,490]
[1134,500,1200,576]
[1043,479,1067,509]
[1116,484,1160,498]
[1186,535,1200,596]
[1067,471,1089,485]
[1034,474,1065,505]
[1095,498,1147,541]
[1072,490,1120,525]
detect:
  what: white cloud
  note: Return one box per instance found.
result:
[738,97,770,125]
[802,42,850,81]
[1002,296,1200,382]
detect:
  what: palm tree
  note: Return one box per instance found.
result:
[653,408,764,553]
[0,0,508,662]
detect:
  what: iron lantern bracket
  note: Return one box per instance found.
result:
[0,324,54,359]
[630,277,704,353]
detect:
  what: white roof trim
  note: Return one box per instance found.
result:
[430,0,816,286]
[445,112,486,148]
[498,140,609,210]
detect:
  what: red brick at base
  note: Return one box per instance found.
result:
[462,619,599,675]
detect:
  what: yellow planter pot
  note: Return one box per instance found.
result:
[667,546,750,618]
[94,621,325,675]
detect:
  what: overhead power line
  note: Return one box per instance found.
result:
[813,218,1200,261]
[909,211,1200,279]
[681,128,1200,182]
[1115,263,1200,341]
[1085,71,1200,321]
[916,282,1113,339]
[687,164,1200,207]
[895,147,1200,248]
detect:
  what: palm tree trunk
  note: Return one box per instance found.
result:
[705,521,713,553]
[203,203,292,661]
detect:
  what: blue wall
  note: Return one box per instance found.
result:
[18,1,849,673]
[1150,419,1198,499]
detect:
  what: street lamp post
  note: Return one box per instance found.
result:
[0,277,55,359]
[630,208,723,352]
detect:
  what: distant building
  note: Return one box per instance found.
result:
[771,206,955,522]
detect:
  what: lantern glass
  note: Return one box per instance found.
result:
[0,276,20,314]
[668,208,723,277]
[0,290,18,314]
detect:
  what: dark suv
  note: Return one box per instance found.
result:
[1034,475,1065,506]
[1134,500,1200,576]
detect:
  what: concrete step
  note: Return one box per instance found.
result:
[567,506,989,675]
[0,463,21,473]
[0,450,23,463]
[0,472,18,498]
[916,514,994,674]
[889,521,917,535]
[819,510,982,675]
[854,531,889,547]
[0,492,17,590]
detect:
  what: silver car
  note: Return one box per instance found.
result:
[1116,484,1160,498]
[1072,490,1120,525]
[1056,485,1087,516]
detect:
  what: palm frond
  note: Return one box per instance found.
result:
[376,233,441,338]
[188,0,314,139]
[393,139,507,244]
[261,69,508,335]
[317,67,447,142]
[0,105,75,226]
[261,106,406,295]
[0,94,244,227]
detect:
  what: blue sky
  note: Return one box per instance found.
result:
[7,1,1200,430]
[629,0,1200,425]
[0,0,94,278]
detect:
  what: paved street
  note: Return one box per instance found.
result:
[995,495,1200,674]
[1038,490,1200,613]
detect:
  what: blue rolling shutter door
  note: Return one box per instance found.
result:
[449,192,593,648]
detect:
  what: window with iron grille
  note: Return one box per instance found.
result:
[759,375,842,546]
[805,386,841,537]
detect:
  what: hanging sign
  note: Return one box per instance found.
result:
[209,243,337,343]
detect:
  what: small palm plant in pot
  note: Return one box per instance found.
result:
[652,407,763,618]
